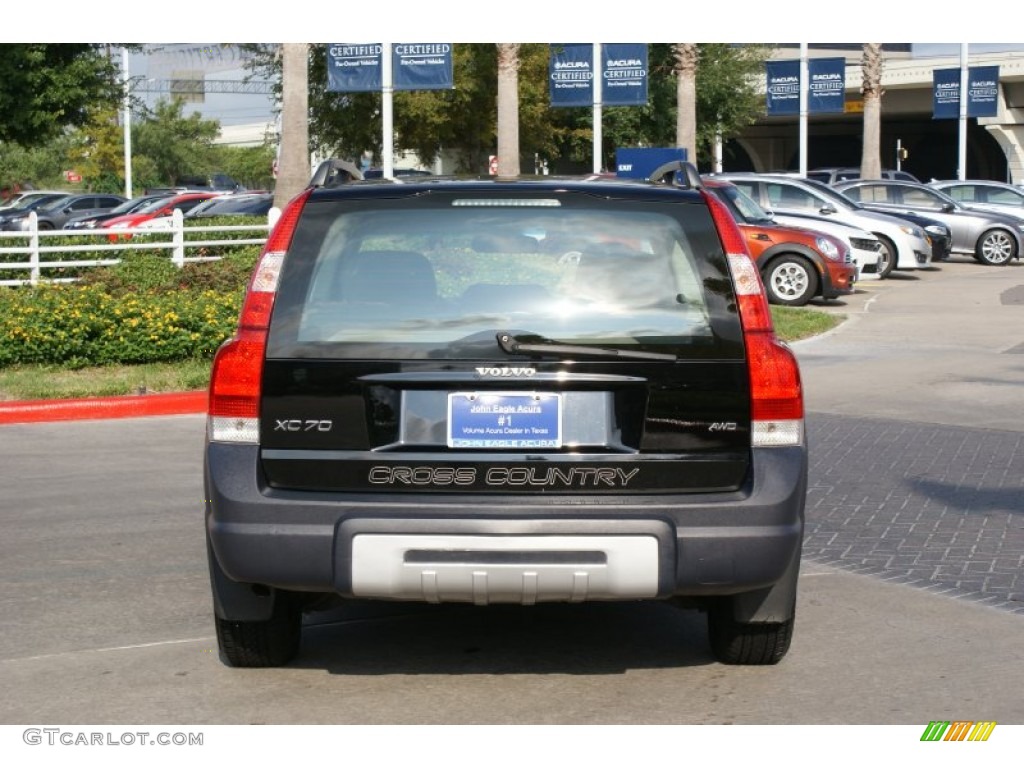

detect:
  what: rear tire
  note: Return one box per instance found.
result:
[215,591,302,667]
[976,229,1016,265]
[873,234,897,278]
[707,599,794,665]
[763,256,818,306]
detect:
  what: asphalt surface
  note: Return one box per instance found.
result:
[0,258,1021,726]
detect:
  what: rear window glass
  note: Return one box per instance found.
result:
[267,191,742,360]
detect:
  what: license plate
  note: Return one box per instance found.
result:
[447,392,562,449]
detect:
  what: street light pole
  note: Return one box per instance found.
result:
[122,47,133,198]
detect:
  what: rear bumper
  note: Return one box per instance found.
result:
[205,443,806,607]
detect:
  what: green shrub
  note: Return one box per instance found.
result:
[0,283,243,368]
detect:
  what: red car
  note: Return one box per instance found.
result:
[704,179,857,306]
[101,192,220,239]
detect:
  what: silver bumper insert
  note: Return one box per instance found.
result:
[351,534,659,605]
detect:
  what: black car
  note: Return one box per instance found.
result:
[1,193,125,230]
[184,193,273,219]
[205,161,808,668]
[876,209,952,262]
[63,193,175,230]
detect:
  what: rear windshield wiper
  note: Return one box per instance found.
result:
[496,332,677,361]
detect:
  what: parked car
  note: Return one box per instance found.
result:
[834,179,1024,266]
[703,178,857,305]
[765,212,884,279]
[0,192,73,231]
[3,193,126,230]
[806,167,920,185]
[102,192,220,234]
[929,179,1024,222]
[63,193,176,230]
[716,174,932,278]
[184,193,273,219]
[205,161,807,667]
[146,173,243,194]
[0,190,58,211]
[872,209,952,262]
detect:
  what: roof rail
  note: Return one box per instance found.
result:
[648,161,702,189]
[308,159,364,188]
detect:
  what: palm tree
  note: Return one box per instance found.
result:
[274,43,310,208]
[860,43,883,180]
[496,44,521,176]
[673,44,699,165]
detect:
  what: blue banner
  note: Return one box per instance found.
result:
[808,57,846,113]
[766,60,800,116]
[393,43,454,91]
[602,43,648,106]
[549,44,594,108]
[968,65,1000,118]
[327,44,382,92]
[933,66,1001,119]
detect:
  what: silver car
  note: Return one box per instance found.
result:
[929,179,1024,222]
[835,179,1024,266]
[716,174,932,278]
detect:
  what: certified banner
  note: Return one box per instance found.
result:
[549,44,594,108]
[933,66,1001,119]
[327,44,382,92]
[602,43,647,107]
[808,57,846,113]
[393,43,454,91]
[766,60,800,116]
[967,65,999,118]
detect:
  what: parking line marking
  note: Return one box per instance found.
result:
[1,636,214,664]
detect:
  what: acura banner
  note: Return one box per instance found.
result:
[601,43,648,107]
[933,66,1000,119]
[808,57,846,113]
[766,60,800,116]
[549,44,594,107]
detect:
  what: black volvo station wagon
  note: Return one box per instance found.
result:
[204,162,808,667]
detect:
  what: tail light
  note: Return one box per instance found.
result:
[703,191,804,447]
[207,189,312,443]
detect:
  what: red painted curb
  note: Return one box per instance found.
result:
[0,391,208,424]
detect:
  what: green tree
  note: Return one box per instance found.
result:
[132,98,220,186]
[67,107,126,193]
[213,145,277,191]
[0,44,123,146]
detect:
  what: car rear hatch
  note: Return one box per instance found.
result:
[255,185,754,495]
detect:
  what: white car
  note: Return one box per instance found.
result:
[717,174,933,278]
[769,213,883,281]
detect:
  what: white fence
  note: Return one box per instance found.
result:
[0,208,279,287]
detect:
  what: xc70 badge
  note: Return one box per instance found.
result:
[475,366,536,378]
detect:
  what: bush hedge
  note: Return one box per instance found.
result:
[0,245,258,369]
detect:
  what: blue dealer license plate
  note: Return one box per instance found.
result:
[448,392,562,449]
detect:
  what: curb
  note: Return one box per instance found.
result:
[0,391,207,425]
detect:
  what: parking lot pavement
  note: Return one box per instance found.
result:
[795,261,1024,614]
[794,261,1024,431]
[806,413,1023,612]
